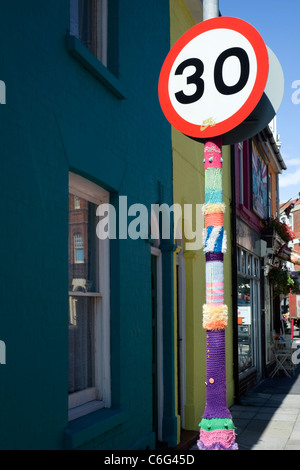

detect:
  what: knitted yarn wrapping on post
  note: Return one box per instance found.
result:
[203,227,227,254]
[203,304,228,330]
[198,429,238,451]
[198,137,238,451]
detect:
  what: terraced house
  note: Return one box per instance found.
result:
[0,0,176,449]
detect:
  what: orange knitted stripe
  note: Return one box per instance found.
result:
[205,212,223,228]
[203,319,228,331]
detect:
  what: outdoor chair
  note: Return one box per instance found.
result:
[270,339,296,378]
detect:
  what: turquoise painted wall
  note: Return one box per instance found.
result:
[0,0,175,449]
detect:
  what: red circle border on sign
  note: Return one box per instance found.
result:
[158,17,269,139]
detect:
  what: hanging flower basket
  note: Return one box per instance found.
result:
[262,217,295,245]
[262,217,295,255]
[268,266,298,297]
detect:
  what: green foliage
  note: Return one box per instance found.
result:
[268,266,299,297]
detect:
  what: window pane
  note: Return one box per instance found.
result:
[69,296,95,394]
[75,247,84,263]
[69,194,99,292]
[247,254,252,276]
[254,258,259,278]
[78,0,97,56]
[240,250,246,274]
[72,0,108,65]
[74,196,81,209]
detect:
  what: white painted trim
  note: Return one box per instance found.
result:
[69,387,97,409]
[151,246,161,257]
[69,291,101,297]
[69,172,109,205]
[176,242,186,428]
[99,234,111,406]
[151,246,163,442]
[68,173,111,418]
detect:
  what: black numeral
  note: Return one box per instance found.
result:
[175,58,204,104]
[214,47,250,95]
[174,47,250,104]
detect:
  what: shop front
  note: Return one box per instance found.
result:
[236,219,264,394]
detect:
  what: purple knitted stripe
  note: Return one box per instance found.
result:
[197,439,238,451]
[202,330,232,419]
[206,252,223,262]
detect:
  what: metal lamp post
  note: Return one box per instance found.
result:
[196,0,238,452]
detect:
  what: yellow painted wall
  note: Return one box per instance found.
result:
[170,0,235,442]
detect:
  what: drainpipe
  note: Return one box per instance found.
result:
[203,0,220,21]
[230,145,240,402]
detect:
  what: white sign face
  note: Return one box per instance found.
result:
[169,29,257,126]
[238,306,252,325]
[158,17,269,139]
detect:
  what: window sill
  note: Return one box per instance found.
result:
[69,291,101,297]
[66,34,126,100]
[64,407,128,449]
[68,400,104,422]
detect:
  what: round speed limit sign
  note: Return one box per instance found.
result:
[158,17,269,139]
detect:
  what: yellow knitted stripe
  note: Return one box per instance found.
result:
[203,304,228,330]
[203,203,226,215]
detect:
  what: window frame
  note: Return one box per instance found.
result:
[68,172,111,421]
[237,246,261,376]
[70,0,108,67]
[68,0,125,99]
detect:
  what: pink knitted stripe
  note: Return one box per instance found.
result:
[206,288,224,294]
[200,429,236,449]
[204,138,222,170]
[207,282,224,288]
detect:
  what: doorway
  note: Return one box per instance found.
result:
[176,244,186,430]
[151,247,163,443]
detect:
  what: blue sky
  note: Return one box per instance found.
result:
[220,0,300,204]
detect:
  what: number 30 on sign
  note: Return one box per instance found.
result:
[158,17,269,139]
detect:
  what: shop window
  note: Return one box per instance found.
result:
[68,173,111,420]
[252,143,268,219]
[237,275,252,373]
[237,247,261,375]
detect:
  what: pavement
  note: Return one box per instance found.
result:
[189,332,300,451]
